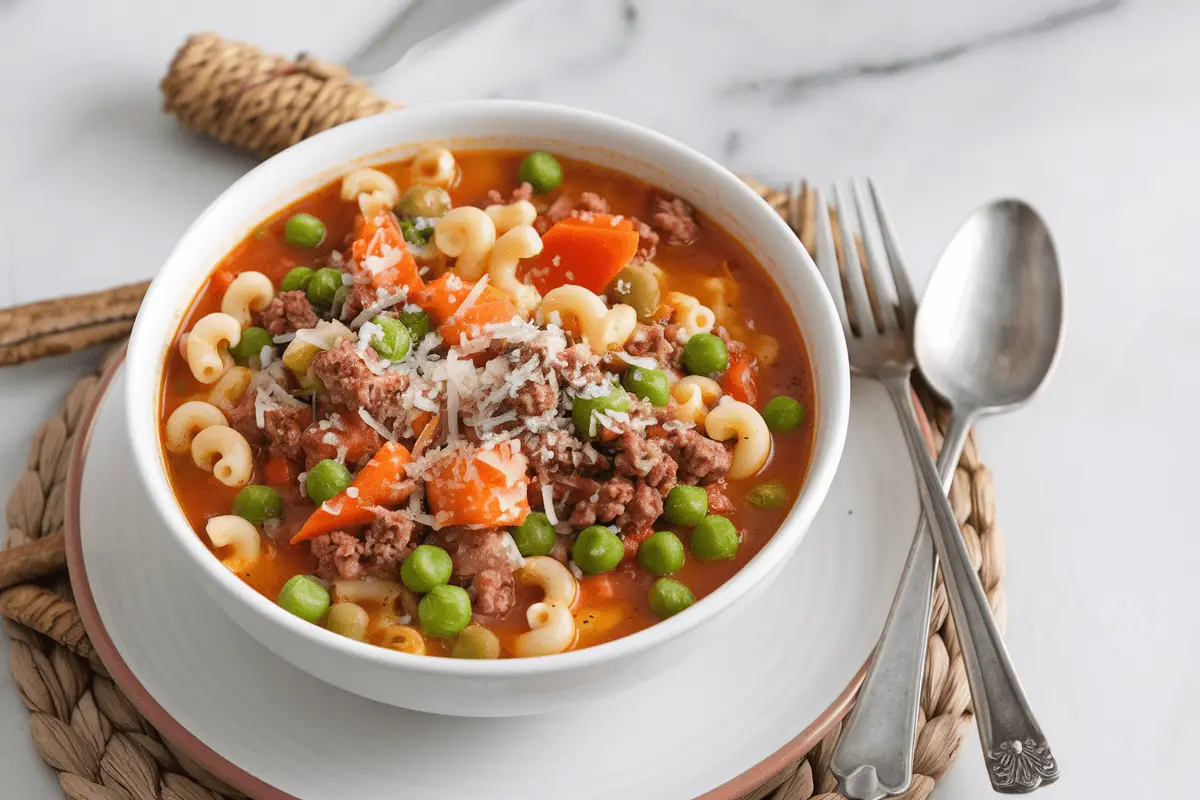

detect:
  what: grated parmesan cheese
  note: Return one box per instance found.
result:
[350,290,408,330]
[541,484,557,525]
[358,408,397,442]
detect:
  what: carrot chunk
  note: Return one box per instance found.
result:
[413,273,520,344]
[349,212,424,293]
[527,214,641,294]
[291,442,414,544]
[424,441,529,528]
[722,346,759,406]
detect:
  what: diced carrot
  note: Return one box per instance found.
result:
[413,273,520,344]
[349,211,424,293]
[722,346,759,406]
[262,455,295,487]
[424,441,530,527]
[527,215,641,295]
[291,442,414,544]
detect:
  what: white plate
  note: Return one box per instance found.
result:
[68,359,916,800]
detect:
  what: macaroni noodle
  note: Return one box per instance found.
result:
[487,225,542,314]
[379,625,426,654]
[207,366,252,414]
[205,515,261,573]
[186,312,241,384]
[164,400,227,453]
[704,399,772,479]
[663,291,716,338]
[670,375,722,425]
[411,147,457,188]
[341,168,400,218]
[435,206,496,280]
[513,602,576,658]
[484,200,536,233]
[538,285,637,355]
[220,271,274,328]
[190,425,253,487]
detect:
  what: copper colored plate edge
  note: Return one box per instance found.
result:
[62,348,935,800]
[64,347,299,800]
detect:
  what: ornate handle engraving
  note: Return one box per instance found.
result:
[987,738,1059,793]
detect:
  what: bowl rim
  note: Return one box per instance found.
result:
[125,99,850,678]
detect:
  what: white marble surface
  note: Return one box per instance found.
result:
[1,0,1196,796]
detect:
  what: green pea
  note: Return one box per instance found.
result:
[229,326,274,366]
[572,525,624,574]
[397,310,433,343]
[399,217,435,246]
[763,396,806,432]
[747,482,789,509]
[621,366,670,407]
[664,485,708,527]
[647,577,695,619]
[606,265,660,323]
[367,316,411,361]
[400,545,454,594]
[510,512,556,557]
[690,515,739,561]
[637,531,685,576]
[571,386,630,440]
[418,584,473,638]
[326,602,369,640]
[231,485,283,524]
[280,267,316,292]
[277,575,330,623]
[285,213,326,248]
[397,184,452,218]
[518,151,563,194]
[306,459,352,505]
[306,267,343,308]
[683,332,729,377]
[452,624,501,659]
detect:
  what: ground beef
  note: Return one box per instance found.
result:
[669,428,733,485]
[631,218,659,263]
[624,322,686,371]
[706,480,736,516]
[262,405,309,463]
[619,481,664,530]
[299,414,384,470]
[444,529,518,617]
[551,343,605,389]
[311,340,410,433]
[310,510,417,582]
[652,196,700,245]
[257,290,319,337]
[509,380,558,416]
[485,182,534,205]
[226,390,309,463]
[568,476,634,527]
[612,431,677,491]
[532,192,612,234]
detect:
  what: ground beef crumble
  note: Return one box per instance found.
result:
[310,509,419,582]
[257,290,319,337]
[311,340,410,433]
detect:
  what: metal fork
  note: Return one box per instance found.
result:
[796,181,966,799]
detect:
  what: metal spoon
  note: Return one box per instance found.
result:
[916,200,1064,791]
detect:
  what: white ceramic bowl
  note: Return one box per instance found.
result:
[125,101,850,717]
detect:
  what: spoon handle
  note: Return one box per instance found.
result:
[884,375,1059,793]
[831,408,971,799]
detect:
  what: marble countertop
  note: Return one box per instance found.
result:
[1,0,1196,796]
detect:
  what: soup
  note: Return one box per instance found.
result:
[160,148,815,659]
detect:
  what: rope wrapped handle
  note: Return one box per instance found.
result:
[0,33,397,368]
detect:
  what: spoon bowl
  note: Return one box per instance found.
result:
[915,199,1064,413]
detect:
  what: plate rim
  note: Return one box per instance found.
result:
[65,350,871,800]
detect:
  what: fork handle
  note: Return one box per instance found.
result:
[831,405,971,799]
[883,375,1059,793]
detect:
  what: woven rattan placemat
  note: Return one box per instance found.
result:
[0,34,1007,800]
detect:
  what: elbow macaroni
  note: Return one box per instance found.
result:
[487,225,542,314]
[435,206,496,280]
[186,312,241,384]
[663,291,716,338]
[164,400,227,453]
[207,366,252,414]
[341,168,400,218]
[695,275,780,366]
[512,557,579,657]
[220,271,274,327]
[411,147,457,188]
[704,399,772,479]
[379,625,426,654]
[485,200,536,233]
[332,577,405,605]
[538,285,637,355]
[670,376,722,425]
[190,425,253,487]
[205,515,261,573]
